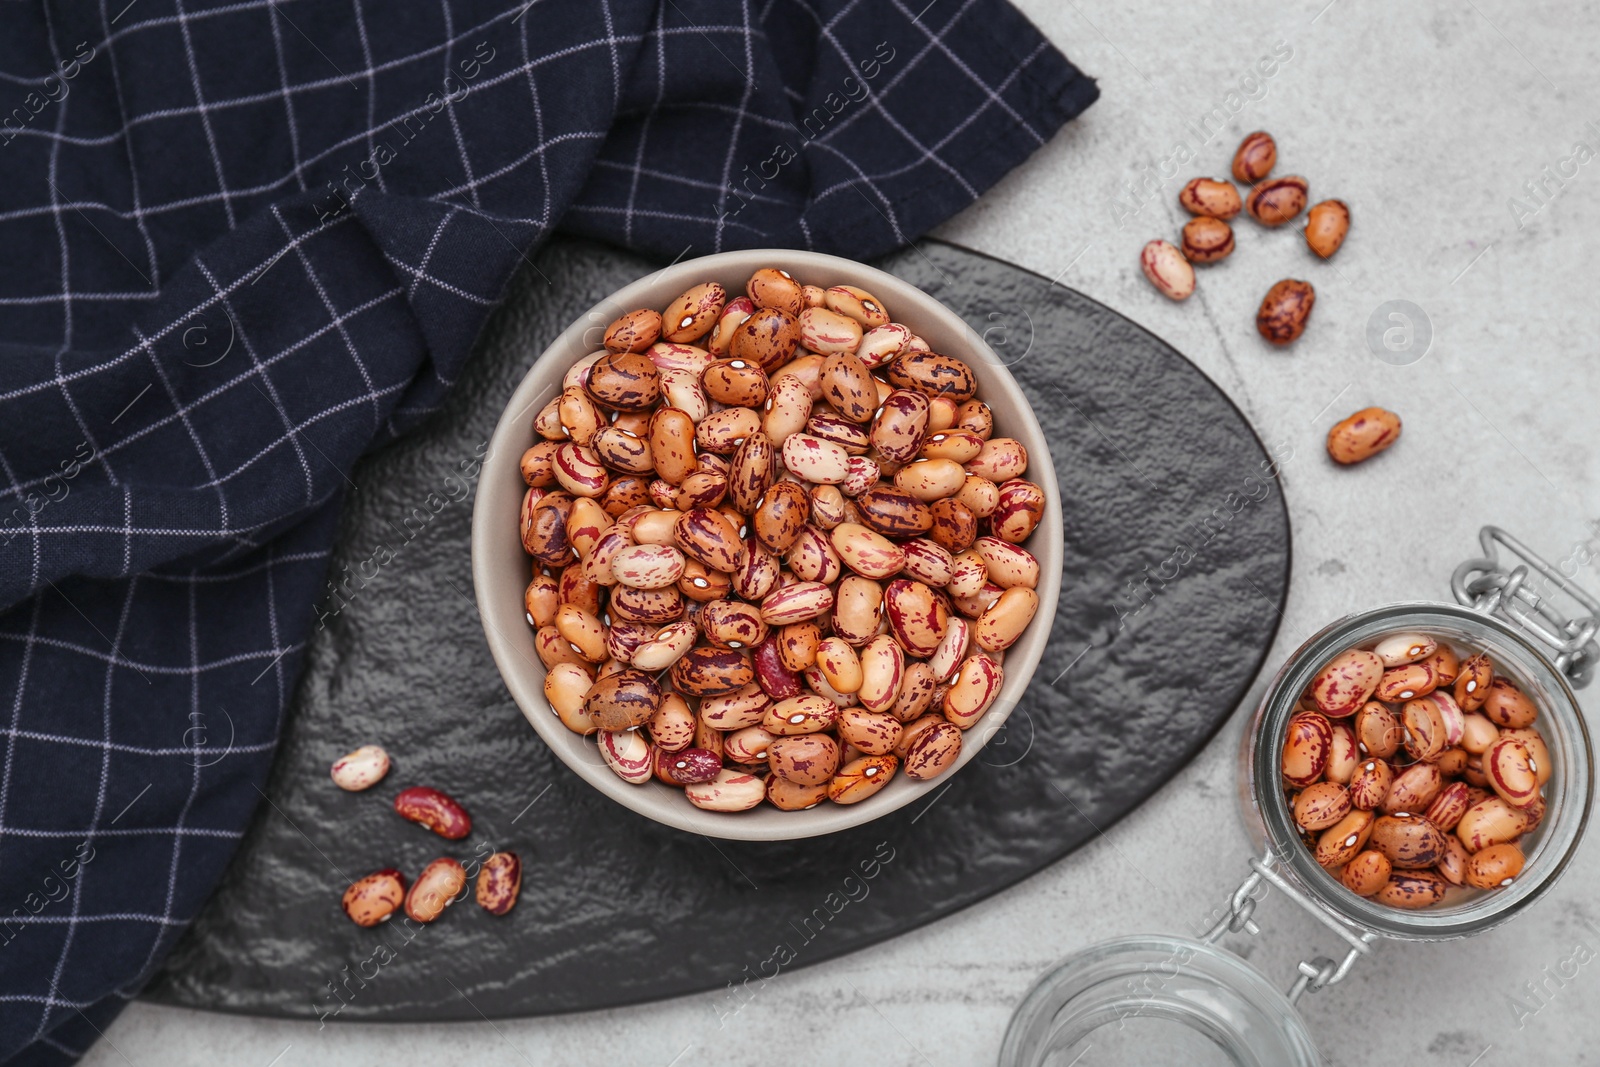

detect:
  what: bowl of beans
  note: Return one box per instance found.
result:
[471,250,1061,839]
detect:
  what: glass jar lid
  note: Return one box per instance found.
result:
[998,934,1322,1067]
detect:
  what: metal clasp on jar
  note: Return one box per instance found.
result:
[1203,850,1381,1004]
[1452,526,1600,687]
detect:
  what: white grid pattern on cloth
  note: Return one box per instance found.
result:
[0,0,1094,1060]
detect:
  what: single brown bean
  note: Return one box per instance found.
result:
[768,734,841,786]
[1373,870,1449,909]
[669,647,754,696]
[604,309,662,354]
[1256,278,1315,345]
[1464,843,1525,889]
[1326,407,1401,465]
[885,351,977,401]
[343,869,406,927]
[730,308,801,374]
[1456,796,1526,852]
[827,754,898,804]
[1311,650,1383,717]
[1383,761,1443,814]
[1231,130,1276,183]
[1347,759,1394,810]
[584,669,665,730]
[1294,781,1352,831]
[1454,653,1493,711]
[1304,199,1350,258]
[586,351,661,411]
[902,719,962,780]
[1481,677,1537,728]
[1140,239,1195,301]
[1182,216,1235,264]
[1370,813,1448,869]
[1314,809,1375,867]
[1484,736,1539,807]
[393,786,472,840]
[1340,850,1391,897]
[746,268,804,316]
[1376,662,1436,702]
[1246,175,1308,226]
[405,858,467,923]
[1282,710,1333,787]
[662,281,726,343]
[1179,177,1242,219]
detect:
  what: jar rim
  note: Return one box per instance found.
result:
[1249,601,1593,940]
[998,934,1322,1067]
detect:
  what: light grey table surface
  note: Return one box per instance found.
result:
[85,1,1600,1064]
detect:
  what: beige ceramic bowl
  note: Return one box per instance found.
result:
[472,250,1061,840]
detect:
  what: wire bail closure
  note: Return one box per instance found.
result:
[1452,526,1600,688]
[1204,850,1380,1004]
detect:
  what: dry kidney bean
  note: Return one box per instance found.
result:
[522,267,1050,816]
[475,852,522,916]
[1181,216,1235,264]
[1285,629,1554,910]
[1246,175,1308,226]
[1326,407,1401,465]
[342,869,406,927]
[1178,177,1242,220]
[1140,239,1195,301]
[1255,279,1315,345]
[405,858,467,923]
[330,745,390,791]
[393,786,472,840]
[1303,199,1350,258]
[1231,131,1276,183]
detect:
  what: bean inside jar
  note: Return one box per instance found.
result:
[520,268,1048,814]
[1284,631,1550,908]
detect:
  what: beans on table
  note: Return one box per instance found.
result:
[328,754,522,926]
[1141,130,1355,354]
[519,267,1048,815]
[1283,632,1548,909]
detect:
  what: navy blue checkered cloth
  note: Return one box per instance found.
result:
[0,1,1094,1061]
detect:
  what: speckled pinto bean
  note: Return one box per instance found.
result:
[1282,711,1333,787]
[343,869,406,927]
[520,265,1051,816]
[1255,279,1315,345]
[1286,629,1553,909]
[405,858,467,923]
[1310,650,1383,717]
[1178,177,1242,220]
[1326,407,1401,465]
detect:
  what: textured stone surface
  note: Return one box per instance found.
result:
[87,1,1600,1062]
[141,236,1289,1021]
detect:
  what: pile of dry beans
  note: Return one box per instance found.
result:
[518,267,1048,813]
[1285,632,1550,909]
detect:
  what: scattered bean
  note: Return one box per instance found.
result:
[392,786,472,840]
[330,745,390,791]
[342,869,406,927]
[1304,199,1350,258]
[1326,407,1401,465]
[1231,131,1276,183]
[1140,239,1195,301]
[1256,278,1315,345]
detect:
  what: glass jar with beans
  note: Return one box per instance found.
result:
[1003,527,1595,1066]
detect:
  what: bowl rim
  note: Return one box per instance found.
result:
[470,248,1062,840]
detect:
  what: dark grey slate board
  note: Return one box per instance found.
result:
[143,237,1290,1021]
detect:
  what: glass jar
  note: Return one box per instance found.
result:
[1001,528,1597,1066]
